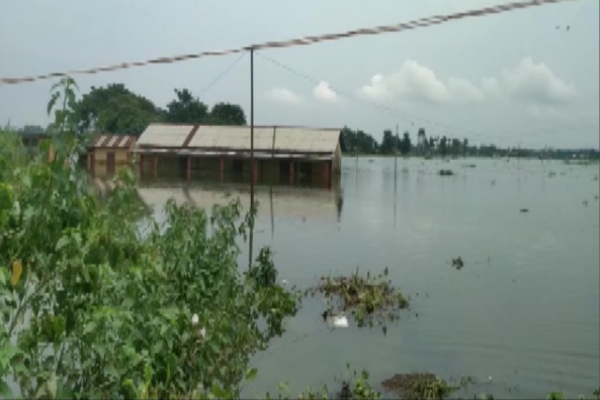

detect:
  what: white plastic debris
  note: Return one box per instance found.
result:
[191,313,199,326]
[328,314,349,328]
[281,279,288,286]
[199,326,206,339]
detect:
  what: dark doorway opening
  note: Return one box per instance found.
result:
[106,152,115,175]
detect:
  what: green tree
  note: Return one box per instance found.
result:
[417,128,427,154]
[439,136,448,157]
[340,127,379,154]
[380,130,396,154]
[73,84,164,136]
[208,102,246,125]
[451,138,462,156]
[399,132,412,155]
[166,89,208,124]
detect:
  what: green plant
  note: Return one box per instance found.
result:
[305,267,409,329]
[0,78,300,399]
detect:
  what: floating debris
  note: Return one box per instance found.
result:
[583,200,588,207]
[438,169,454,176]
[306,267,409,329]
[548,171,557,178]
[451,257,464,270]
[328,313,349,328]
[381,373,474,400]
[520,208,529,213]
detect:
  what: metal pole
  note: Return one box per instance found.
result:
[249,47,255,270]
[394,124,398,172]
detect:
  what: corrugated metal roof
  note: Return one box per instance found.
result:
[137,124,194,147]
[137,124,341,155]
[89,134,136,149]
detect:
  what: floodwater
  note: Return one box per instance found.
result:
[142,157,600,399]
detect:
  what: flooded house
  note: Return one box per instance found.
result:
[86,134,137,178]
[133,124,343,187]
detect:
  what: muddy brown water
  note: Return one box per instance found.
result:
[134,157,600,398]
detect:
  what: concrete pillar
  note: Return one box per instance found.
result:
[289,160,294,185]
[219,156,224,182]
[323,160,330,188]
[186,156,191,181]
[153,155,158,180]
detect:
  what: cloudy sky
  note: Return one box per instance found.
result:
[1,0,598,148]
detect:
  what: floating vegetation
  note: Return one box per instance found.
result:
[520,208,529,213]
[594,195,599,201]
[306,267,409,328]
[451,257,464,270]
[438,169,454,176]
[381,373,476,400]
[462,164,477,168]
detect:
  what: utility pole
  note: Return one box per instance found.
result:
[394,124,398,173]
[248,47,255,270]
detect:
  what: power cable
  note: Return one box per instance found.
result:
[0,0,578,86]
[197,52,246,97]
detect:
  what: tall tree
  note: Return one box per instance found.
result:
[439,136,448,156]
[166,89,208,124]
[428,137,435,153]
[399,132,412,155]
[73,84,164,136]
[340,127,379,154]
[380,130,396,154]
[451,138,462,156]
[208,103,246,125]
[417,128,427,153]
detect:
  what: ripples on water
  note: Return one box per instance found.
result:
[134,157,600,399]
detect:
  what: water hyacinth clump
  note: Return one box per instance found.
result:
[305,267,409,329]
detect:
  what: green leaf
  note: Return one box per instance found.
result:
[55,236,70,251]
[0,380,13,399]
[245,367,258,382]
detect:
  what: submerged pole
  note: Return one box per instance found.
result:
[249,47,255,270]
[394,124,398,173]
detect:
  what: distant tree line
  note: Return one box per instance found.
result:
[339,126,600,160]
[11,84,247,137]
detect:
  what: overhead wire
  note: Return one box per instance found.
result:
[197,52,246,98]
[0,0,578,86]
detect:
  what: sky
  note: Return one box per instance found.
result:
[0,0,598,149]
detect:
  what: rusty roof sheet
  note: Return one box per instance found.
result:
[138,124,341,154]
[89,134,136,149]
[137,124,194,147]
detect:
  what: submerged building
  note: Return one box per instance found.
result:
[86,134,137,178]
[133,124,343,187]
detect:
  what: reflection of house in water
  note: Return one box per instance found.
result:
[133,124,342,188]
[91,179,344,225]
[86,134,137,178]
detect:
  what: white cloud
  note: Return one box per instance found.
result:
[265,87,304,106]
[500,56,576,105]
[359,57,576,108]
[359,60,483,105]
[313,81,339,103]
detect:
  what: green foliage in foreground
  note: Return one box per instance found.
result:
[0,143,301,398]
